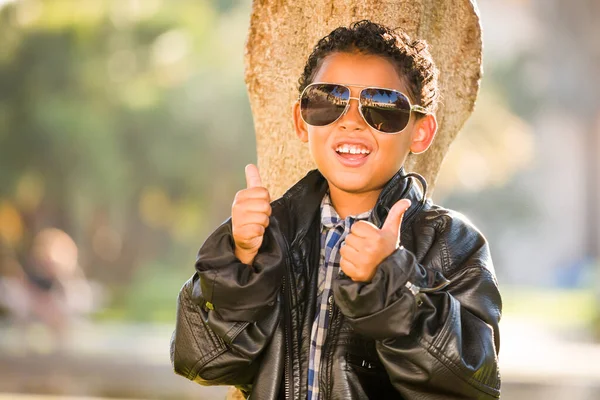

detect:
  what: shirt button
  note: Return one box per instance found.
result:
[328,295,334,305]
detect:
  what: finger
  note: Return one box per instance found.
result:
[235,198,272,216]
[234,224,266,242]
[245,164,263,189]
[343,234,362,252]
[349,220,379,238]
[235,212,270,228]
[340,256,371,282]
[235,187,271,203]
[340,256,358,276]
[340,242,361,260]
[381,199,411,237]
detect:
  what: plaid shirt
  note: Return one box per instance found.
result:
[307,192,372,400]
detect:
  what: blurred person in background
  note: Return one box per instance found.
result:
[0,228,94,351]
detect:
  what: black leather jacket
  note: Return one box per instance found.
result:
[170,167,502,399]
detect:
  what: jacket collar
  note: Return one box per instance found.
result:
[281,166,428,242]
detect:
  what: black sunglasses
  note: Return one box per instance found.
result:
[298,82,429,134]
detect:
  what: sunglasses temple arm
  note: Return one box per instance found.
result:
[411,105,429,114]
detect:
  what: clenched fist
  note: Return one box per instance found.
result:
[232,164,272,265]
[340,199,412,282]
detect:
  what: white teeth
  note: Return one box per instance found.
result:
[335,144,371,155]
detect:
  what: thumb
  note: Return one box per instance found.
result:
[381,199,412,237]
[245,164,263,188]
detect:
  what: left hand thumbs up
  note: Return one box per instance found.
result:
[339,199,411,282]
[381,198,412,247]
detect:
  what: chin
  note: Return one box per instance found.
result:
[327,175,373,194]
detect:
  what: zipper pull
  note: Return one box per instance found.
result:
[404,280,420,296]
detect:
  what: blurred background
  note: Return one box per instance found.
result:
[0,0,598,399]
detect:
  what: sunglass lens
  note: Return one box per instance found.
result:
[301,84,349,126]
[361,88,411,133]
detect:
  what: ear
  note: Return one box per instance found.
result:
[410,114,437,154]
[292,101,309,143]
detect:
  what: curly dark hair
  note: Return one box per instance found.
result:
[298,20,440,114]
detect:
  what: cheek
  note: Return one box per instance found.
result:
[376,136,408,167]
[377,137,401,155]
[307,129,331,157]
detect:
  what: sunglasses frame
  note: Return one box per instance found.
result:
[298,82,429,134]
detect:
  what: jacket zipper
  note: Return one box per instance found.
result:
[279,236,295,400]
[322,294,342,400]
[281,273,292,399]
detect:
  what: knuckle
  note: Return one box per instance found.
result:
[234,189,247,201]
[231,210,245,226]
[340,259,350,272]
[345,235,356,245]
[262,215,270,226]
[236,226,250,239]
[252,225,265,237]
[243,187,258,198]
[254,187,269,199]
[261,202,271,214]
[358,270,370,281]
[353,270,364,281]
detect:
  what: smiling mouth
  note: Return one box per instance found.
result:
[335,144,371,156]
[333,143,371,167]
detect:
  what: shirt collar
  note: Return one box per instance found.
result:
[280,166,426,241]
[320,191,372,229]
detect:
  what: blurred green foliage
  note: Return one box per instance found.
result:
[0,0,256,322]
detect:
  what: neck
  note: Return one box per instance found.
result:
[328,184,382,219]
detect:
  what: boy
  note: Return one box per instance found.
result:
[171,20,502,399]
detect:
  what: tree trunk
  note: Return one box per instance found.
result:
[245,0,483,198]
[231,1,483,398]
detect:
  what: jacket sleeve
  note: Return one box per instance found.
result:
[170,215,284,388]
[332,211,502,399]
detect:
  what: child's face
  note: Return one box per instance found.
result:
[293,52,436,198]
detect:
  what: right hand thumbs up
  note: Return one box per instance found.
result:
[232,164,272,265]
[245,163,263,188]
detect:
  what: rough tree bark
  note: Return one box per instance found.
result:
[244,0,483,199]
[228,1,483,398]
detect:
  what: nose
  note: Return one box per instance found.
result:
[339,95,366,131]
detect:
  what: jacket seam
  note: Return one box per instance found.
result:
[435,265,501,350]
[210,269,218,304]
[188,347,230,381]
[420,335,500,397]
[225,321,251,344]
[422,266,500,396]
[438,218,452,276]
[473,263,501,287]
[179,297,229,378]
[446,265,502,323]
[192,354,250,385]
[445,264,498,284]
[429,291,456,351]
